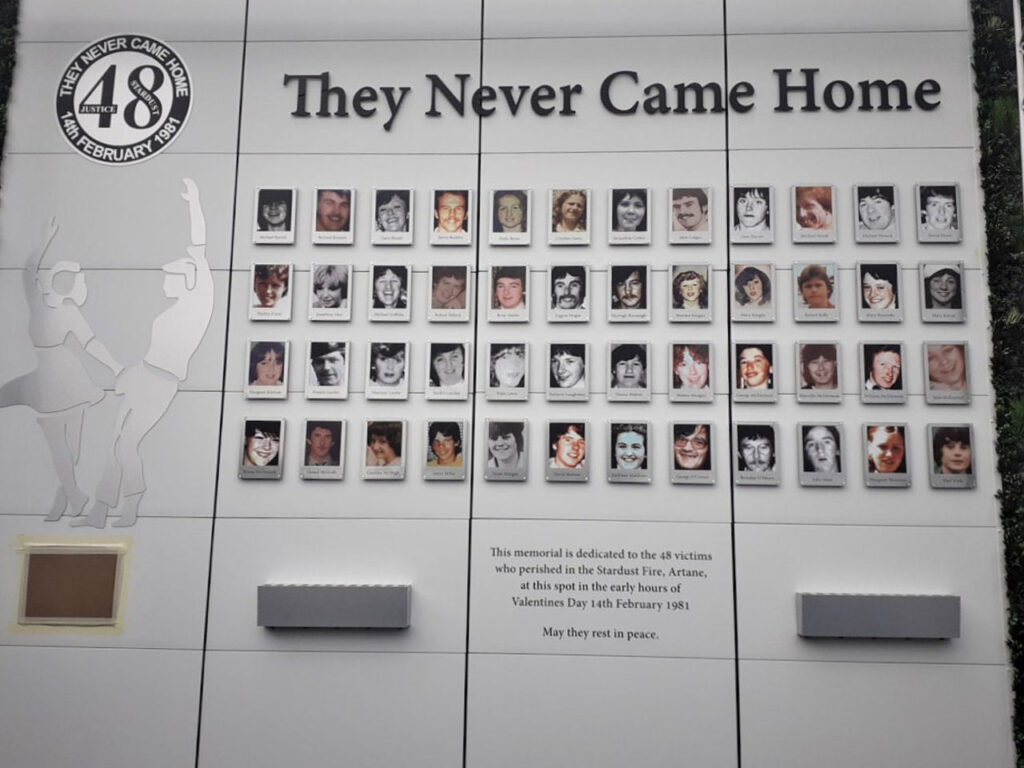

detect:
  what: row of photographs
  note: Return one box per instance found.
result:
[250,261,967,325]
[239,418,975,490]
[252,184,963,246]
[246,339,970,405]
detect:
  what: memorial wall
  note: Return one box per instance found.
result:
[0,1,1015,767]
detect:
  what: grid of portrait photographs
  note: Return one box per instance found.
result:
[249,181,963,247]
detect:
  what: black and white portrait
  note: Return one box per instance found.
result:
[368,264,411,322]
[734,422,779,485]
[250,263,293,321]
[239,418,284,480]
[668,187,712,245]
[607,343,651,402]
[305,340,348,399]
[425,341,469,400]
[547,342,588,402]
[730,186,773,244]
[854,184,899,243]
[371,188,413,245]
[732,264,774,322]
[309,263,351,321]
[609,264,650,322]
[253,188,295,245]
[484,419,528,481]
[798,423,845,487]
[490,189,530,246]
[917,183,961,243]
[548,264,588,322]
[608,187,651,245]
[489,265,529,323]
[486,342,528,400]
[858,262,903,322]
[300,419,344,480]
[365,341,409,400]
[920,262,965,322]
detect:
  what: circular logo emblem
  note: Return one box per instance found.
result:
[55,34,192,165]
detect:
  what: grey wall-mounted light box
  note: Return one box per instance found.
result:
[257,584,411,629]
[796,593,960,640]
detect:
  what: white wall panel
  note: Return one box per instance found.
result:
[17,1,247,42]
[740,659,1013,768]
[466,655,737,768]
[726,0,969,35]
[199,650,465,768]
[0,646,202,768]
[484,0,724,39]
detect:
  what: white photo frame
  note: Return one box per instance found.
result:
[547,264,589,323]
[670,422,714,485]
[607,342,651,402]
[730,185,773,244]
[919,261,966,322]
[489,189,531,246]
[608,264,651,323]
[253,187,296,245]
[425,341,470,401]
[308,263,352,321]
[733,342,777,403]
[927,423,976,489]
[427,264,471,322]
[362,419,407,480]
[732,263,775,322]
[305,340,349,400]
[245,340,288,399]
[668,264,712,323]
[668,187,712,245]
[853,183,900,243]
[864,423,911,487]
[299,419,345,480]
[239,418,284,480]
[916,183,962,243]
[429,188,472,246]
[367,263,411,322]
[860,342,906,404]
[546,420,589,482]
[793,262,839,322]
[924,342,970,405]
[249,263,293,321]
[370,188,414,245]
[485,342,529,401]
[791,185,837,243]
[797,423,846,487]
[608,421,652,483]
[424,419,468,481]
[488,265,529,323]
[546,342,589,402]
[311,188,354,245]
[365,341,409,400]
[668,343,713,403]
[857,262,904,322]
[483,419,528,481]
[733,422,780,486]
[608,187,652,245]
[795,341,842,404]
[548,188,591,245]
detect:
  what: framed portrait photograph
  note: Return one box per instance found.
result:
[795,341,842,404]
[860,342,906,404]
[668,264,712,323]
[863,423,911,487]
[428,265,471,322]
[916,183,962,243]
[730,185,773,244]
[308,263,351,321]
[670,422,714,485]
[488,265,529,323]
[252,187,295,245]
[299,419,345,480]
[547,264,589,323]
[608,264,651,323]
[367,264,411,322]
[608,421,651,483]
[424,419,468,481]
[362,419,406,480]
[928,424,976,489]
[245,340,288,399]
[853,184,900,243]
[429,188,472,246]
[546,421,589,482]
[924,342,970,405]
[548,188,591,245]
[733,422,780,486]
[857,262,903,322]
[483,419,528,481]
[305,340,349,400]
[489,189,530,246]
[793,262,839,322]
[547,342,589,402]
[370,188,413,245]
[607,342,651,402]
[669,343,713,403]
[485,342,529,401]
[668,187,712,245]
[365,341,409,400]
[919,262,966,322]
[798,423,846,487]
[792,185,836,243]
[249,263,293,321]
[425,341,470,401]
[608,187,651,245]
[311,188,354,245]
[733,342,777,403]
[239,418,284,480]
[732,263,775,322]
